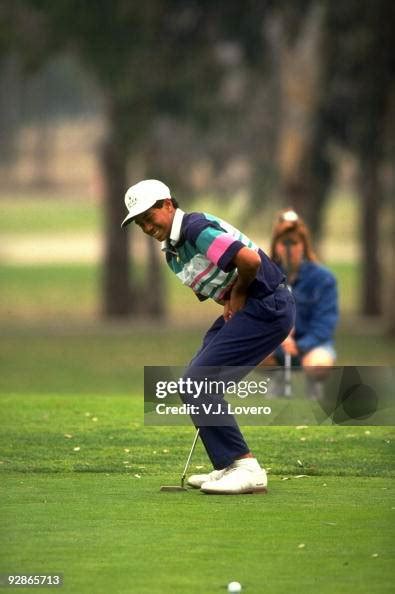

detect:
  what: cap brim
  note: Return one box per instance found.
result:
[121,197,160,229]
[121,213,135,228]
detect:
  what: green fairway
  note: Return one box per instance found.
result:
[0,394,394,593]
[0,260,360,320]
[1,323,394,402]
[0,195,101,235]
[1,473,393,594]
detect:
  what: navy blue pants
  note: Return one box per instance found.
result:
[185,286,295,469]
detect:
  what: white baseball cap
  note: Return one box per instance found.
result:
[121,179,171,228]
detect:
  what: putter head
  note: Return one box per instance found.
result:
[160,485,187,492]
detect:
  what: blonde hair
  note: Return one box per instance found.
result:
[270,209,318,263]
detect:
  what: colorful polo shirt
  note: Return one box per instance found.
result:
[161,209,284,303]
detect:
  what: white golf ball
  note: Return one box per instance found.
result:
[227,582,242,593]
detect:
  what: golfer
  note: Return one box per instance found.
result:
[122,180,295,494]
[262,209,339,397]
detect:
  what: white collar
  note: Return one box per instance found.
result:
[161,208,185,251]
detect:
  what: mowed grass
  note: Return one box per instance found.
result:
[0,259,368,322]
[0,264,100,320]
[2,472,393,594]
[0,194,101,234]
[1,322,394,402]
[1,323,394,594]
[0,394,394,594]
[1,394,394,477]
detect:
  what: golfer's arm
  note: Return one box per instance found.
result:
[232,247,261,292]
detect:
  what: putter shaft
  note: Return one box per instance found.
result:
[284,352,292,397]
[180,428,200,488]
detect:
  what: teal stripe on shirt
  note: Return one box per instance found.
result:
[195,226,224,255]
[177,240,198,264]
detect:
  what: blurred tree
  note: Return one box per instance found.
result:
[1,0,279,318]
[324,0,394,316]
[0,55,21,170]
[1,0,227,317]
[388,199,395,335]
[270,1,333,237]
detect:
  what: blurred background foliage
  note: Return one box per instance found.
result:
[0,1,394,373]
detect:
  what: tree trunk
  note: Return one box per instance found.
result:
[33,119,53,189]
[99,101,168,319]
[358,156,382,316]
[306,116,333,242]
[384,92,395,335]
[275,4,331,235]
[0,54,21,169]
[145,237,166,319]
[386,204,395,335]
[100,109,131,317]
[140,142,167,319]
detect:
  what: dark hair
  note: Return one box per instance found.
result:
[152,198,179,209]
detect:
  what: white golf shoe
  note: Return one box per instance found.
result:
[200,458,268,495]
[187,468,227,489]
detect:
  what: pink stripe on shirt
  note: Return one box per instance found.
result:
[190,262,215,289]
[206,234,235,265]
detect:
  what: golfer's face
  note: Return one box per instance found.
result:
[134,202,174,242]
[275,232,304,268]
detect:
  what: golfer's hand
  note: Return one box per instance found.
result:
[223,288,247,321]
[223,300,233,321]
[223,246,260,321]
[282,335,298,356]
[230,287,247,315]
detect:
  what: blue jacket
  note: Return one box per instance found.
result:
[285,261,339,353]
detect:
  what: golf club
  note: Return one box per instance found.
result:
[284,352,292,397]
[160,428,200,492]
[283,237,293,398]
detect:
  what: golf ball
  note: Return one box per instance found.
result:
[227,582,242,593]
